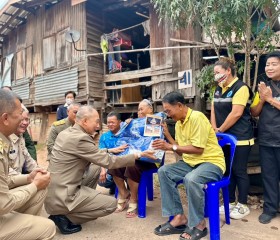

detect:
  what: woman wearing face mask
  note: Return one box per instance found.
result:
[56,90,76,120]
[211,57,254,220]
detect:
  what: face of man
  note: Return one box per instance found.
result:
[65,93,75,105]
[138,102,153,118]
[107,116,121,134]
[163,102,183,122]
[1,99,23,136]
[265,57,280,80]
[67,105,80,124]
[83,109,100,135]
[15,111,29,135]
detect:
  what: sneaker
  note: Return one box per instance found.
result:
[219,202,236,214]
[230,202,250,219]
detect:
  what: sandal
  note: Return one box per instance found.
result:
[126,202,137,218]
[154,221,186,236]
[115,195,130,213]
[179,227,208,240]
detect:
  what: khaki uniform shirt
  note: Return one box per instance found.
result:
[0,132,37,216]
[8,134,37,175]
[46,118,72,160]
[45,124,136,214]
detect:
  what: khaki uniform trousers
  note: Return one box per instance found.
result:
[81,164,101,189]
[0,187,56,240]
[67,164,117,224]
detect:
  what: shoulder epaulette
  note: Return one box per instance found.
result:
[0,138,3,154]
[53,119,66,126]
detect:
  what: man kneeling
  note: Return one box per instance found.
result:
[45,105,156,234]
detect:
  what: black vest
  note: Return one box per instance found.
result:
[258,80,280,147]
[214,80,253,140]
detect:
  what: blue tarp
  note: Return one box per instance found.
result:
[110,112,166,163]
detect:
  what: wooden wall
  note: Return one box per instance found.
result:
[149,8,201,101]
[85,0,104,101]
[2,0,88,105]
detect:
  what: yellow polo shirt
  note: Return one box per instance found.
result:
[175,108,225,173]
[213,78,254,146]
[221,77,250,106]
[251,92,260,107]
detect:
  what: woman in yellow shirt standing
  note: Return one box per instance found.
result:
[211,57,254,220]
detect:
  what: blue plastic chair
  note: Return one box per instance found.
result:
[169,133,237,240]
[115,156,165,218]
[205,133,237,240]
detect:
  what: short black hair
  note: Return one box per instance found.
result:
[162,92,185,105]
[266,51,280,62]
[64,90,76,98]
[107,111,121,120]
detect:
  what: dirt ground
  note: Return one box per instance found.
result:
[37,145,280,240]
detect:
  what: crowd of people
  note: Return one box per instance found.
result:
[0,51,280,240]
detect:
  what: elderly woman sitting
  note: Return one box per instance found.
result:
[108,99,156,218]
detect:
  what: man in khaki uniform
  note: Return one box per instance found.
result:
[9,105,37,175]
[45,105,156,234]
[0,89,56,240]
[46,103,80,160]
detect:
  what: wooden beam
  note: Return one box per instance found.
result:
[2,12,26,22]
[104,76,183,90]
[11,3,36,14]
[0,8,22,33]
[104,0,146,11]
[24,0,60,8]
[104,65,172,82]
[170,38,205,45]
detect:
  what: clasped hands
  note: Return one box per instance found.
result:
[27,168,51,190]
[258,81,273,103]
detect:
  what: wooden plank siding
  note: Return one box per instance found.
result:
[149,8,201,101]
[86,1,105,101]
[1,0,89,107]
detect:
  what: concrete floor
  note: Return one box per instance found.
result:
[44,186,280,240]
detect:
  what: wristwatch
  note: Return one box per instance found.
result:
[172,145,178,152]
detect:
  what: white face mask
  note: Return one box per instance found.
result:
[214,73,228,87]
[66,98,73,105]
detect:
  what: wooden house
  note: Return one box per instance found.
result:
[0,0,203,142]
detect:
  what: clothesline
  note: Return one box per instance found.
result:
[87,44,212,57]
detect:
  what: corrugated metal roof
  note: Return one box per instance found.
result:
[34,68,78,101]
[0,0,62,46]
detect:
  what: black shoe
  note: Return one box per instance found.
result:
[258,213,276,224]
[48,215,82,234]
[109,186,116,195]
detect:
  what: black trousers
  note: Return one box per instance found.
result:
[260,145,280,216]
[224,145,252,204]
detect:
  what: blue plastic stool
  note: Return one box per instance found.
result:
[169,133,237,240]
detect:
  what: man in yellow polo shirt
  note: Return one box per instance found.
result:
[152,92,225,240]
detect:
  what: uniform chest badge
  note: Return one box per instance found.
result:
[226,90,233,97]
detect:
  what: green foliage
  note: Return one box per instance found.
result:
[151,0,280,87]
[195,65,216,101]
